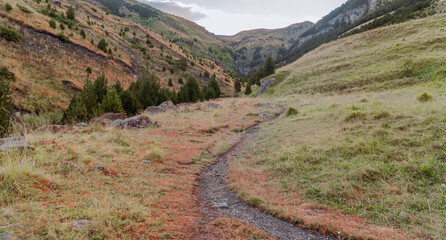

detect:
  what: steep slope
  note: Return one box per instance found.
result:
[92,0,237,74]
[220,22,314,76]
[0,0,234,112]
[267,1,446,96]
[282,0,437,64]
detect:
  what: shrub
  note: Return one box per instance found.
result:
[0,26,21,42]
[5,3,12,12]
[80,29,86,39]
[0,67,16,81]
[49,19,56,29]
[401,60,415,77]
[66,6,75,20]
[119,91,141,116]
[0,77,13,137]
[98,38,108,52]
[286,107,298,117]
[62,94,88,124]
[168,78,173,87]
[245,84,252,95]
[16,4,32,13]
[178,78,183,84]
[234,80,241,92]
[177,77,203,103]
[58,32,68,42]
[417,92,433,102]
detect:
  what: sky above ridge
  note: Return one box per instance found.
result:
[138,0,347,35]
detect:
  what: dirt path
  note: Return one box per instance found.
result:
[198,112,333,240]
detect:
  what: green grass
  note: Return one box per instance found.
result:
[235,83,446,238]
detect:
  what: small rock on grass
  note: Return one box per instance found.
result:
[0,232,11,240]
[76,122,88,127]
[72,219,90,229]
[142,160,151,164]
[213,203,229,209]
[399,211,409,218]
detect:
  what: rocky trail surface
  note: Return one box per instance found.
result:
[197,112,333,240]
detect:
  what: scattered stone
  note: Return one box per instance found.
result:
[142,160,151,164]
[153,121,161,128]
[89,113,128,125]
[72,219,90,230]
[14,112,21,118]
[213,203,229,209]
[399,211,409,218]
[87,29,96,36]
[114,115,153,129]
[0,136,35,152]
[207,103,221,109]
[146,106,165,114]
[0,232,11,240]
[76,122,88,127]
[37,125,74,133]
[61,161,82,171]
[158,101,177,110]
[258,77,275,96]
[93,164,106,172]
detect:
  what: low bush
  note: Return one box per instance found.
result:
[286,107,298,117]
[0,25,21,42]
[16,4,32,13]
[5,3,12,12]
[417,92,433,102]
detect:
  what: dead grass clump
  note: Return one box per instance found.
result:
[417,92,433,102]
[374,111,390,120]
[145,145,164,163]
[344,111,366,122]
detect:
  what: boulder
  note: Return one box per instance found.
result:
[258,77,275,96]
[0,136,35,152]
[111,119,124,127]
[146,106,165,114]
[76,122,88,127]
[158,101,176,110]
[113,115,153,129]
[89,113,127,125]
[72,219,90,230]
[36,125,74,133]
[206,103,221,109]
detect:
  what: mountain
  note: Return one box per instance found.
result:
[0,0,234,112]
[281,0,437,64]
[220,22,314,76]
[92,0,237,73]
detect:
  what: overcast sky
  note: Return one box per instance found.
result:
[138,0,347,35]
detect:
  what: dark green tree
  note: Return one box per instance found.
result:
[178,57,187,71]
[245,84,252,95]
[62,94,88,124]
[177,77,203,103]
[93,74,108,103]
[137,73,161,108]
[0,76,13,137]
[80,78,98,119]
[113,80,123,95]
[49,19,56,29]
[98,38,108,52]
[66,6,75,20]
[120,90,141,115]
[234,80,241,92]
[168,78,173,87]
[207,75,221,98]
[100,88,124,113]
[80,29,86,39]
[5,3,12,12]
[264,55,275,76]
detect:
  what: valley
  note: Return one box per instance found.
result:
[1,0,445,239]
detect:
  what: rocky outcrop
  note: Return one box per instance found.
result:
[89,113,128,125]
[112,115,156,129]
[0,136,35,152]
[258,78,275,96]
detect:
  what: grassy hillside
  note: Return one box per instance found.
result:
[93,0,237,73]
[228,2,446,239]
[0,0,234,112]
[220,22,314,75]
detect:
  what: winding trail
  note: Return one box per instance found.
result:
[198,112,333,240]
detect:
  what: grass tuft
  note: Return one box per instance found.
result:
[417,92,433,102]
[285,107,298,117]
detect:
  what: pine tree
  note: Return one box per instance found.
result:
[100,88,124,113]
[98,38,108,52]
[137,73,161,108]
[168,78,173,87]
[245,84,252,95]
[178,77,203,103]
[80,29,86,39]
[0,78,13,137]
[264,55,275,76]
[208,75,221,98]
[113,80,123,95]
[120,90,141,116]
[62,94,88,124]
[234,80,241,92]
[80,78,98,119]
[93,74,108,103]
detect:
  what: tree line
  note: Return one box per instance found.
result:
[62,71,221,124]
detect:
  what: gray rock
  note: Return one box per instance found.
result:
[213,203,229,209]
[88,29,96,36]
[93,165,106,172]
[72,219,90,229]
[399,211,409,218]
[258,77,275,96]
[111,119,124,127]
[76,122,88,127]
[146,106,165,114]
[142,160,151,164]
[0,137,35,152]
[0,232,11,240]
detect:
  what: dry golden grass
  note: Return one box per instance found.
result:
[0,98,280,239]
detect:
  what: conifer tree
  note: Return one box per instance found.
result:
[0,77,12,137]
[93,74,108,103]
[234,80,241,92]
[264,55,275,76]
[100,88,124,113]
